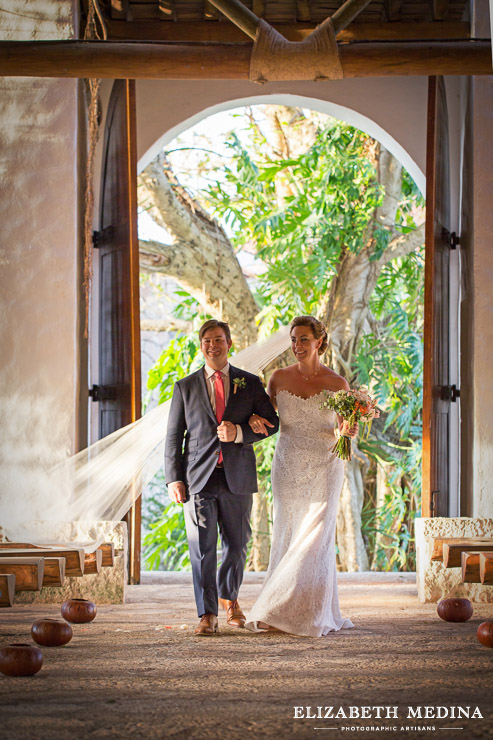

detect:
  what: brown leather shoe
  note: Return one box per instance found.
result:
[194,613,218,636]
[219,598,246,628]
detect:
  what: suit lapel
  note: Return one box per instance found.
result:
[224,364,240,415]
[194,366,218,423]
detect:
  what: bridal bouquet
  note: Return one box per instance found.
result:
[320,389,380,460]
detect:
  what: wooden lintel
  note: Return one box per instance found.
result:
[296,0,311,22]
[252,0,265,18]
[103,19,471,43]
[204,1,220,21]
[433,0,449,21]
[480,552,493,585]
[0,574,15,607]
[443,540,493,568]
[461,550,481,582]
[0,40,489,79]
[0,547,84,576]
[42,557,66,587]
[386,0,404,22]
[431,536,493,561]
[0,557,45,591]
[84,549,103,575]
[99,542,116,567]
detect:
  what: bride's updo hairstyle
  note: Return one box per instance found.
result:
[290,315,328,356]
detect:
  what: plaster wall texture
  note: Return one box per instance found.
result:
[0,0,74,40]
[134,77,428,190]
[472,75,493,518]
[0,5,81,526]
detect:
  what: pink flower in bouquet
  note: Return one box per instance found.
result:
[320,388,380,460]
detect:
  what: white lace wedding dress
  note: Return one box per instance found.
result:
[245,390,354,637]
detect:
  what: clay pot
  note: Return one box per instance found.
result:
[31,618,73,647]
[437,597,473,622]
[477,621,493,648]
[61,598,97,624]
[0,643,43,677]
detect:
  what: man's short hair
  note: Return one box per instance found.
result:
[198,319,232,344]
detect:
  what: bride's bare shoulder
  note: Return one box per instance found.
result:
[320,366,350,392]
[268,366,297,391]
[269,366,294,385]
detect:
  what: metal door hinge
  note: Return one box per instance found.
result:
[430,490,440,517]
[89,384,130,403]
[449,232,460,249]
[92,226,114,249]
[440,384,460,402]
[89,384,116,402]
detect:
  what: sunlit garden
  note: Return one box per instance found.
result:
[138,104,425,574]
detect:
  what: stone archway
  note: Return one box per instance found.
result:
[135,89,443,573]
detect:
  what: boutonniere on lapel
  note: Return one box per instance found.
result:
[233,377,246,394]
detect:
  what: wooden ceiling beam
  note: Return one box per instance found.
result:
[204,1,220,20]
[252,0,266,18]
[433,0,449,21]
[296,0,311,22]
[206,0,373,38]
[205,0,258,39]
[104,20,471,42]
[159,1,176,21]
[331,0,374,33]
[386,0,403,22]
[0,39,489,78]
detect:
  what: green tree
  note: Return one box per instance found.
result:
[139,106,425,571]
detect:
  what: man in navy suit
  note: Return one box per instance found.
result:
[165,319,279,635]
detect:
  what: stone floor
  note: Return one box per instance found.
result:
[0,572,492,740]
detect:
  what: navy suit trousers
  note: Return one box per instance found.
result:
[183,467,253,617]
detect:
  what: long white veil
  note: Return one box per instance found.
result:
[0,327,290,551]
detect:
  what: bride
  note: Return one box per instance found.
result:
[244,315,355,637]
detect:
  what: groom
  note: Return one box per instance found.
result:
[165,319,279,635]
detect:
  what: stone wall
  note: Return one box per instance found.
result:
[14,522,128,605]
[416,517,493,603]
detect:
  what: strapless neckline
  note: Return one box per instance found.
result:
[277,389,334,402]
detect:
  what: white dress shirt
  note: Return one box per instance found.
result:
[203,363,243,443]
[167,363,244,487]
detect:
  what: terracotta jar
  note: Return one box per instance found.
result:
[31,618,73,647]
[61,598,97,624]
[0,643,43,677]
[437,597,473,622]
[477,621,493,648]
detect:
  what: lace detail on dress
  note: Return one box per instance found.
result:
[245,390,354,637]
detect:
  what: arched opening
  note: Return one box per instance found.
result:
[137,98,431,576]
[138,93,425,195]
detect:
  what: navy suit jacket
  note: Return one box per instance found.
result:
[165,364,279,495]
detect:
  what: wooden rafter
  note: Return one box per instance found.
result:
[252,0,266,18]
[206,0,374,39]
[0,39,489,78]
[433,0,449,21]
[296,0,312,22]
[204,1,220,20]
[386,0,403,21]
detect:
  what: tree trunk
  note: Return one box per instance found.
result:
[336,451,370,571]
[323,144,424,570]
[246,489,271,571]
[138,132,424,575]
[138,153,258,347]
[370,462,396,570]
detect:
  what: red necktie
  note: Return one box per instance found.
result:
[214,371,225,463]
